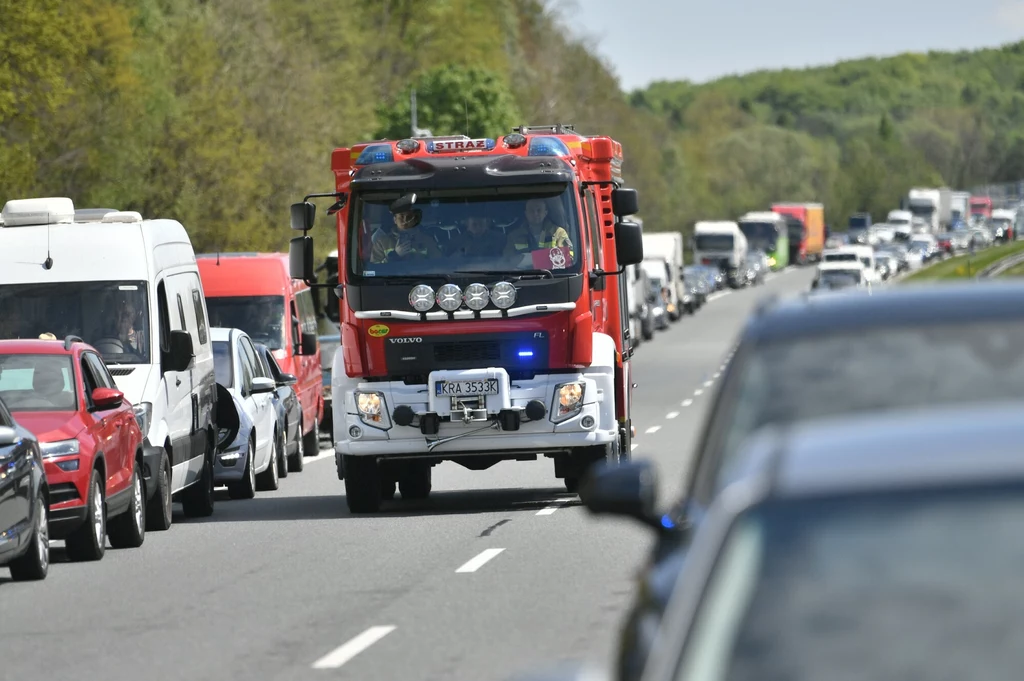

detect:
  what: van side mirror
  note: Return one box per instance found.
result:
[301,330,318,356]
[615,220,644,266]
[611,188,639,217]
[166,330,195,372]
[290,201,316,231]
[289,236,315,282]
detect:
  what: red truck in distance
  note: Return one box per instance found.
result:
[288,125,644,513]
[969,196,992,220]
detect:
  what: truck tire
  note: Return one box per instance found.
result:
[344,455,381,514]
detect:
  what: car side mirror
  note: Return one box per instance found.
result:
[166,329,195,373]
[0,425,20,447]
[579,459,660,530]
[91,387,124,410]
[289,236,315,282]
[300,330,318,356]
[611,188,639,217]
[277,373,298,387]
[250,376,277,394]
[615,220,644,266]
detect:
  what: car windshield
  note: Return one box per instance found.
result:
[782,217,804,242]
[0,281,151,365]
[349,185,582,278]
[212,341,232,388]
[823,253,857,262]
[738,222,777,251]
[205,296,285,351]
[712,320,1024,472]
[0,354,77,412]
[695,235,734,251]
[818,272,860,287]
[674,487,1024,681]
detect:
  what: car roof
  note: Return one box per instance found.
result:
[746,280,1024,343]
[724,401,1024,500]
[0,338,85,355]
[817,261,864,271]
[210,327,240,343]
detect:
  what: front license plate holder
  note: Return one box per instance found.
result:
[435,378,500,397]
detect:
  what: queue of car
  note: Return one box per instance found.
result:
[0,198,326,581]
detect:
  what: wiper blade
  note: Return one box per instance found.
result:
[453,269,554,280]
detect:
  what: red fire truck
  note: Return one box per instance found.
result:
[288,125,644,513]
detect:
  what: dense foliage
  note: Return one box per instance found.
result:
[3,0,1024,251]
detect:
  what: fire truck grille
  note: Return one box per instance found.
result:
[433,341,501,363]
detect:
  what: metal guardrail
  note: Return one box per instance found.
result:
[977,250,1024,278]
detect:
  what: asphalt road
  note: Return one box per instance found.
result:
[0,266,815,681]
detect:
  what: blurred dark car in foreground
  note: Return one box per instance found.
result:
[583,280,1024,681]
[636,402,1024,681]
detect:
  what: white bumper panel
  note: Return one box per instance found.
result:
[333,367,617,457]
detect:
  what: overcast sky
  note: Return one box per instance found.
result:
[566,0,1024,90]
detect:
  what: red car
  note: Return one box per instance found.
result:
[0,336,145,561]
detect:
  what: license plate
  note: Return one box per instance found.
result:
[435,379,499,397]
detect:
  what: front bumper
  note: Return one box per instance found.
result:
[335,368,616,458]
[49,503,89,539]
[214,434,251,484]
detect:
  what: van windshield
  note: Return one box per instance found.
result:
[695,235,735,251]
[0,281,151,364]
[205,296,285,351]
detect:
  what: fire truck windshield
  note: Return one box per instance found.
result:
[349,185,583,278]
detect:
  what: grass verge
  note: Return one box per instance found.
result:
[902,240,1024,281]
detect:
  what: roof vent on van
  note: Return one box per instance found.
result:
[100,211,143,223]
[1,197,75,227]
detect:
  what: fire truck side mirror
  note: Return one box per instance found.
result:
[290,201,316,231]
[289,236,315,282]
[611,188,639,217]
[615,220,644,266]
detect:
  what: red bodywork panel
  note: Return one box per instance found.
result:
[328,131,631,422]
[969,196,992,218]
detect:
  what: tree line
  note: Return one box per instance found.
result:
[3,0,1022,251]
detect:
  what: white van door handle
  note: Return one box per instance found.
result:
[175,377,181,387]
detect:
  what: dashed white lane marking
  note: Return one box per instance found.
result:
[630,443,639,451]
[703,380,713,388]
[308,449,335,463]
[666,411,679,419]
[537,501,567,516]
[645,425,661,434]
[312,625,396,669]
[456,548,505,573]
[681,399,693,407]
[713,372,721,379]
[694,389,704,396]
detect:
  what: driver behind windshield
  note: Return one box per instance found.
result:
[94,294,144,355]
[504,198,573,262]
[370,201,443,264]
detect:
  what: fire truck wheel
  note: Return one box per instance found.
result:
[564,476,580,493]
[398,461,432,500]
[344,455,382,514]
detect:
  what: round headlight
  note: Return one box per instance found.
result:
[408,284,435,312]
[436,283,463,312]
[463,283,489,311]
[490,281,517,309]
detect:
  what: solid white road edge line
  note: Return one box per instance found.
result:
[645,425,661,434]
[456,548,505,573]
[311,625,396,670]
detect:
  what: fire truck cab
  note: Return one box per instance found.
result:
[288,125,643,513]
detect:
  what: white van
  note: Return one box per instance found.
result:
[822,245,878,283]
[641,232,685,321]
[0,197,218,529]
[692,221,748,288]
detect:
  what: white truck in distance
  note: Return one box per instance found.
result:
[692,221,748,288]
[907,188,941,233]
[640,232,685,321]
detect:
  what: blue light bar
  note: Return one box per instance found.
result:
[517,350,534,358]
[527,136,571,157]
[355,144,394,165]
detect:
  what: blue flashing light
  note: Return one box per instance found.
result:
[517,349,534,358]
[527,136,571,157]
[660,514,675,529]
[355,144,394,165]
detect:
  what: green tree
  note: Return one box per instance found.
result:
[375,64,521,139]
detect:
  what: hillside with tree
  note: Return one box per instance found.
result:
[3,0,1024,249]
